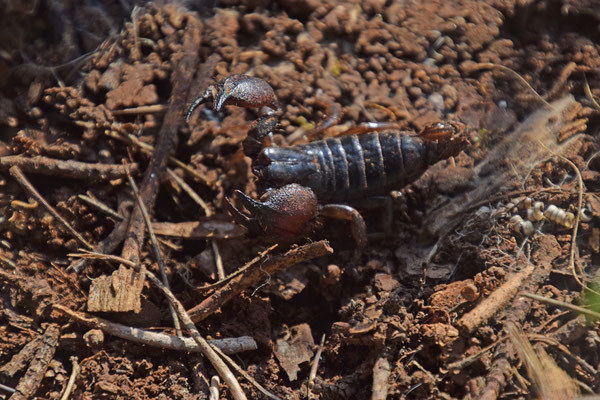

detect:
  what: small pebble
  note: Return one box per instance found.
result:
[428,92,444,111]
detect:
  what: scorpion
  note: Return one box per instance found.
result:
[186,74,469,246]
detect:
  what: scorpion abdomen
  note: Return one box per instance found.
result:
[254,130,448,201]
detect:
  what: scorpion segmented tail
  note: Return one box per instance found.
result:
[253,123,465,200]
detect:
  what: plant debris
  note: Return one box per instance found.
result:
[0,1,600,398]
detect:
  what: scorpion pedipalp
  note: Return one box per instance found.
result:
[226,184,318,239]
[186,74,277,122]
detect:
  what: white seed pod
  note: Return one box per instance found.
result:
[522,197,533,210]
[503,202,517,215]
[509,215,535,235]
[526,201,545,222]
[509,214,524,230]
[580,208,593,222]
[475,206,491,218]
[520,220,535,235]
[544,204,576,228]
[532,201,545,221]
[563,212,575,228]
[544,204,560,220]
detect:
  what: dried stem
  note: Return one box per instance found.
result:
[53,305,257,354]
[9,166,93,250]
[187,240,333,322]
[127,174,182,335]
[59,357,80,400]
[0,155,137,181]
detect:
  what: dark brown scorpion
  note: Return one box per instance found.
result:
[186,74,468,246]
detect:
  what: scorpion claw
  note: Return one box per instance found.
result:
[224,195,254,226]
[186,74,277,121]
[233,190,270,217]
[226,184,318,239]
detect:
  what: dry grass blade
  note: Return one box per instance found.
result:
[187,240,333,322]
[53,304,257,354]
[9,166,93,250]
[583,74,600,110]
[506,321,579,399]
[467,62,551,107]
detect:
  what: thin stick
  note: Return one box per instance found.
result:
[307,334,326,397]
[187,240,333,322]
[209,376,220,400]
[68,252,136,267]
[0,384,16,394]
[166,168,225,279]
[195,244,278,291]
[9,166,93,250]
[77,194,123,220]
[127,174,182,336]
[521,293,600,320]
[558,155,596,295]
[53,304,257,354]
[59,357,80,400]
[211,240,225,280]
[211,345,283,400]
[583,74,600,110]
[536,143,600,297]
[456,264,535,333]
[144,271,248,400]
[166,169,210,215]
[112,104,167,115]
[446,336,507,371]
[0,155,137,181]
[467,63,551,108]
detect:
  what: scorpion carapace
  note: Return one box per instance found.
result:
[186,75,469,245]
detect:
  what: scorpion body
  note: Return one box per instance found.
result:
[186,74,468,245]
[254,125,462,201]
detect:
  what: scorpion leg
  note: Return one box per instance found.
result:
[338,121,403,136]
[351,196,393,238]
[319,204,368,247]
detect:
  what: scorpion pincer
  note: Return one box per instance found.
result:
[186,74,469,246]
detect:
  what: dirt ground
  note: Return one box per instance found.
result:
[0,0,600,399]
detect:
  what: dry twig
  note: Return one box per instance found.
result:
[0,155,137,180]
[187,240,333,322]
[371,357,391,400]
[9,324,60,400]
[9,166,93,250]
[53,305,257,354]
[59,357,80,400]
[466,62,551,107]
[211,345,283,400]
[127,174,181,335]
[307,334,326,398]
[456,264,535,333]
[522,293,600,320]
